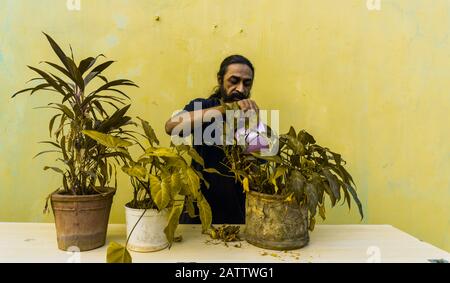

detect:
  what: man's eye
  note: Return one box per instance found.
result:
[230,78,238,84]
[244,81,252,87]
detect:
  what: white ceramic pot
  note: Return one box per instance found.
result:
[125,205,169,252]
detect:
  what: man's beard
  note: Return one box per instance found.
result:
[220,85,251,102]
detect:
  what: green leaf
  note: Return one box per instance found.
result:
[12,87,35,98]
[164,203,184,247]
[344,183,364,220]
[319,204,326,220]
[197,195,212,233]
[170,172,182,198]
[137,116,159,145]
[92,79,137,97]
[144,147,179,158]
[95,104,131,133]
[287,170,306,203]
[33,150,61,159]
[308,216,316,231]
[42,33,71,74]
[186,197,196,217]
[288,126,296,138]
[84,60,115,85]
[187,148,204,167]
[203,168,221,174]
[49,103,74,120]
[106,241,132,263]
[42,61,72,79]
[27,66,65,95]
[149,175,170,210]
[121,165,146,180]
[82,130,132,148]
[78,54,105,76]
[250,152,283,163]
[322,168,341,201]
[38,140,61,149]
[43,166,64,174]
[183,167,200,198]
[305,182,318,217]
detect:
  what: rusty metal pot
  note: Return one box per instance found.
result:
[244,190,309,250]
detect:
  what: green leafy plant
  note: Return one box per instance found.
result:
[223,126,364,230]
[12,33,138,202]
[83,119,218,262]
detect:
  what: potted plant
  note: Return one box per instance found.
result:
[223,125,364,250]
[12,33,138,251]
[83,118,216,262]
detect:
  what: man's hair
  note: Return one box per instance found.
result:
[209,55,255,99]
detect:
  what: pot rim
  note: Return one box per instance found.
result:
[247,189,288,201]
[51,187,116,202]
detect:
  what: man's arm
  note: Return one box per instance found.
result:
[164,105,225,136]
[164,99,259,136]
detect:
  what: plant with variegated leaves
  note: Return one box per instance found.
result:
[223,126,364,231]
[11,33,138,204]
[83,118,218,262]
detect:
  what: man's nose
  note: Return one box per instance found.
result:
[236,82,244,93]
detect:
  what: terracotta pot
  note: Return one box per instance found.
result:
[244,190,309,250]
[50,188,115,251]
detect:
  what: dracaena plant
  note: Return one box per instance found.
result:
[12,33,138,201]
[83,118,217,262]
[223,126,364,231]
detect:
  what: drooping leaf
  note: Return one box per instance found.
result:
[33,150,61,159]
[305,182,318,217]
[137,117,159,145]
[322,168,341,201]
[106,241,132,263]
[170,172,182,198]
[187,148,205,167]
[344,183,364,220]
[242,177,250,193]
[286,170,306,203]
[197,195,212,232]
[182,167,200,198]
[164,203,184,247]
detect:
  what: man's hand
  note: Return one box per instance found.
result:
[237,99,259,113]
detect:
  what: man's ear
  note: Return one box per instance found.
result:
[217,75,223,85]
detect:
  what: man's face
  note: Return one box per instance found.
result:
[219,63,254,102]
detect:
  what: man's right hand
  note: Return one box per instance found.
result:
[236,99,259,113]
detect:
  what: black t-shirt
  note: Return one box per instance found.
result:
[178,97,246,224]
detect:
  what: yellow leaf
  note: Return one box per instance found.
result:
[150,175,170,210]
[82,130,132,148]
[243,177,250,193]
[106,241,132,263]
[197,195,212,232]
[164,203,184,246]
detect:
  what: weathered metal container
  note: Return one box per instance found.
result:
[244,190,309,250]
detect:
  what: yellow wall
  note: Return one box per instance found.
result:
[1,0,448,251]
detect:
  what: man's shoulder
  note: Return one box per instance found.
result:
[183,97,221,111]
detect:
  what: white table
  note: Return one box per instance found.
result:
[0,223,448,263]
